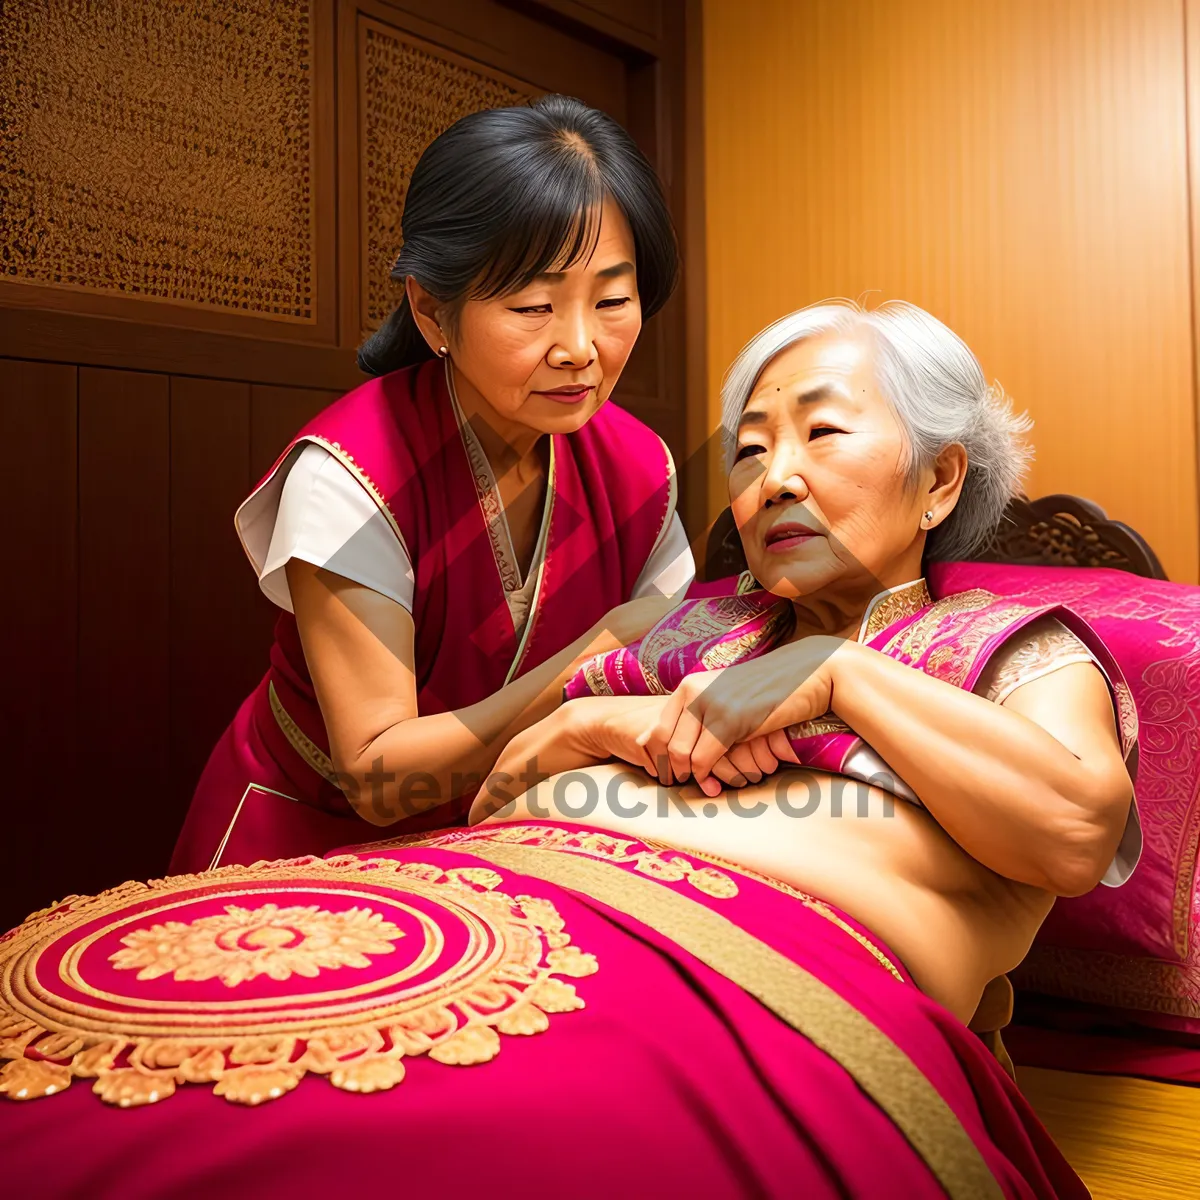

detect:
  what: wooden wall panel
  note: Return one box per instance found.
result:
[250,385,343,482]
[76,368,172,894]
[0,0,339,345]
[703,0,1199,582]
[168,378,263,829]
[0,360,77,931]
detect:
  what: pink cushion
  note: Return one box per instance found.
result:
[929,561,1200,969]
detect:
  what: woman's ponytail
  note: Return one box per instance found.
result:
[357,294,436,377]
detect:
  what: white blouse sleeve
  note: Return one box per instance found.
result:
[234,441,415,614]
[630,511,696,601]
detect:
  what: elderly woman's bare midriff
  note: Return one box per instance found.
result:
[484,764,1052,1022]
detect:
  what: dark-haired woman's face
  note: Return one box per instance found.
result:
[448,198,642,434]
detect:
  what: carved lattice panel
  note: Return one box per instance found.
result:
[0,0,315,320]
[360,21,533,329]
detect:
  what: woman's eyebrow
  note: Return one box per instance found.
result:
[740,382,845,427]
[532,260,635,284]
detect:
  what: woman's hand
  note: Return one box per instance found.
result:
[638,635,848,796]
[471,696,667,822]
[572,695,780,791]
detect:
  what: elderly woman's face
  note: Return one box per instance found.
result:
[729,330,932,599]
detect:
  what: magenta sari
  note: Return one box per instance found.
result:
[170,360,675,876]
[1,823,1084,1198]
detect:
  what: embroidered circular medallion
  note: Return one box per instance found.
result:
[0,855,596,1107]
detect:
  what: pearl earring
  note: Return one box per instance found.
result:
[922,510,934,526]
[436,345,448,358]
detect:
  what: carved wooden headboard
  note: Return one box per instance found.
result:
[701,494,1167,582]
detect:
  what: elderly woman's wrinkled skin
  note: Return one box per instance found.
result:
[472,328,1133,1023]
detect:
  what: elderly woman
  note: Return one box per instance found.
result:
[471,299,1140,1025]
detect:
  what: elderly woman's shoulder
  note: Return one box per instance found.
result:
[974,615,1095,706]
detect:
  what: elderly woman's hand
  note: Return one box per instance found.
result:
[638,635,850,796]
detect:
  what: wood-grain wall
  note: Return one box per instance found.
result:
[2,363,337,918]
[702,0,1200,583]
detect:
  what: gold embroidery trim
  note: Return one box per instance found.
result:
[579,654,613,696]
[268,681,338,784]
[355,826,906,984]
[450,840,1002,1200]
[633,836,906,984]
[859,579,933,643]
[504,437,557,686]
[0,857,596,1107]
[359,825,742,901]
[307,436,411,561]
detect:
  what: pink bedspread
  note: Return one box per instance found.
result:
[1,823,1086,1198]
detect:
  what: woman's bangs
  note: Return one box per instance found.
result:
[470,169,606,300]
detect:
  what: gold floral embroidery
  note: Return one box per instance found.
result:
[859,579,932,643]
[361,824,741,900]
[973,616,1095,705]
[700,603,794,670]
[639,595,794,693]
[882,590,1049,689]
[109,903,405,987]
[0,856,596,1108]
[785,715,853,739]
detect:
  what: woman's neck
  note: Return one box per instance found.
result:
[785,570,926,643]
[449,361,544,484]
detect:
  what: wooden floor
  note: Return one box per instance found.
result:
[1019,1067,1200,1199]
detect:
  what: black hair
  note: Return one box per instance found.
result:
[357,94,679,377]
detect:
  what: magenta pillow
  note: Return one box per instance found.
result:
[930,561,1200,1030]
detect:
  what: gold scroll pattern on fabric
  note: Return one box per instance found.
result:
[0,857,596,1108]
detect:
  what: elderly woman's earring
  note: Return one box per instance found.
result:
[436,345,449,358]
[922,510,934,527]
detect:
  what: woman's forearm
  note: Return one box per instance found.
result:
[338,615,640,825]
[825,641,1127,894]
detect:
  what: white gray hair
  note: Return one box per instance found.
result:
[720,299,1033,561]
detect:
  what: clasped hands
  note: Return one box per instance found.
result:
[578,634,847,798]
